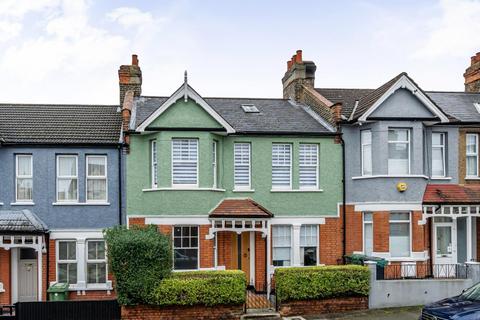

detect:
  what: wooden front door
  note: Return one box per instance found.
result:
[241,232,250,283]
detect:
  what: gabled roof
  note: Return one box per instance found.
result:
[209,198,273,218]
[424,184,480,204]
[0,104,122,145]
[0,210,48,234]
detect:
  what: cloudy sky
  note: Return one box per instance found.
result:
[0,0,478,104]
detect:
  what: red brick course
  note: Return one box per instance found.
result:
[279,296,368,317]
[0,249,10,304]
[373,211,389,253]
[320,217,344,264]
[121,304,244,320]
[344,205,362,255]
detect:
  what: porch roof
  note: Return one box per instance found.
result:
[209,199,273,219]
[423,184,480,205]
[0,210,48,234]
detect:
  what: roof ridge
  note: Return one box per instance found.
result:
[139,95,288,101]
[0,103,118,107]
[427,90,480,94]
[315,87,375,91]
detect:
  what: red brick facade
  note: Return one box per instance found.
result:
[121,304,244,320]
[279,296,368,317]
[0,249,10,305]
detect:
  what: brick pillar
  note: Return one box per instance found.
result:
[254,233,266,292]
[319,217,343,265]
[0,249,11,304]
[411,211,425,252]
[217,232,233,269]
[373,211,389,253]
[199,226,214,268]
[345,205,362,255]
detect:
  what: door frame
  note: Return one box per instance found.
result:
[11,248,41,303]
[432,218,457,265]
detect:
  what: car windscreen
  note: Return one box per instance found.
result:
[461,284,480,301]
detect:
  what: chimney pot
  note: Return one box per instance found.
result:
[287,60,292,70]
[296,50,302,63]
[132,54,139,66]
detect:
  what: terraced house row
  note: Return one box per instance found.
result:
[0,50,480,302]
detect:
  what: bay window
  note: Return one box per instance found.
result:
[58,240,77,284]
[361,130,372,176]
[234,143,251,189]
[172,139,198,186]
[272,144,292,189]
[57,155,78,202]
[432,133,446,177]
[272,225,291,266]
[466,134,478,177]
[388,129,410,175]
[86,156,107,202]
[173,226,198,270]
[16,154,33,202]
[299,144,318,189]
[389,212,411,257]
[300,225,317,266]
[87,240,107,284]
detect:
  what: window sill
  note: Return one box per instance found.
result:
[465,176,480,180]
[430,177,452,180]
[0,202,3,206]
[52,202,110,206]
[233,189,255,193]
[352,174,429,180]
[142,187,226,192]
[10,202,35,206]
[270,189,324,193]
[64,281,113,291]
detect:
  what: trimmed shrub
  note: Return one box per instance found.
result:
[150,270,246,307]
[104,225,172,305]
[275,265,370,303]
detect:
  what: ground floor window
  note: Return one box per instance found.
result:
[57,240,77,284]
[300,225,317,266]
[87,240,107,284]
[389,212,411,257]
[272,225,291,266]
[173,226,199,270]
[363,212,373,256]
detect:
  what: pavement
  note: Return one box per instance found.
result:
[303,306,422,320]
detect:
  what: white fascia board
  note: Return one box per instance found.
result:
[136,83,235,133]
[358,75,449,123]
[353,202,423,212]
[49,229,104,239]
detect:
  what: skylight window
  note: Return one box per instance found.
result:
[474,102,480,114]
[241,104,259,113]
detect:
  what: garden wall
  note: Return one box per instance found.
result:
[121,304,244,320]
[278,296,368,316]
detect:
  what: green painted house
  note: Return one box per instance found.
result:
[120,56,343,294]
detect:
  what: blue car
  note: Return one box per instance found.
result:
[421,283,480,319]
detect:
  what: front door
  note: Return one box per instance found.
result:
[18,248,37,302]
[241,233,251,285]
[433,220,456,277]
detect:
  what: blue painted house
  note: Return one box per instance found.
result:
[0,103,123,303]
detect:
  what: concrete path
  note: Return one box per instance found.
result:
[304,306,422,320]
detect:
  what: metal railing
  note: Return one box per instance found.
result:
[0,305,15,319]
[379,263,468,280]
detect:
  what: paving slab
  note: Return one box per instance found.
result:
[303,306,422,320]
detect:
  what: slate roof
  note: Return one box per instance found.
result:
[426,91,480,122]
[133,96,334,134]
[423,184,480,204]
[0,210,48,233]
[209,199,273,218]
[315,88,374,118]
[0,104,122,145]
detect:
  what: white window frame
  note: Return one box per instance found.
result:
[361,130,372,176]
[234,142,251,190]
[466,133,479,178]
[86,239,107,287]
[299,144,319,189]
[300,225,319,266]
[389,212,411,258]
[388,128,411,175]
[431,132,446,178]
[171,139,199,188]
[272,143,292,190]
[363,212,373,256]
[15,154,33,202]
[151,140,158,188]
[56,155,79,203]
[56,240,77,287]
[86,155,108,203]
[172,225,199,271]
[212,141,218,188]
[272,225,292,267]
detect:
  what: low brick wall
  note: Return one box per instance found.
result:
[279,296,368,316]
[121,304,244,320]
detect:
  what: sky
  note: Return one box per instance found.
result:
[0,0,479,104]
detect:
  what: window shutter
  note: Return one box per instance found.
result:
[299,144,318,188]
[272,144,291,188]
[172,139,198,185]
[234,143,251,188]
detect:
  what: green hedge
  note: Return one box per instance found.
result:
[104,225,172,305]
[275,265,370,303]
[150,270,246,307]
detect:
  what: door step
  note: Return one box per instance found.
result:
[241,310,281,319]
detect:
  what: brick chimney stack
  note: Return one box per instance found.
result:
[464,52,480,92]
[282,50,317,101]
[118,54,142,106]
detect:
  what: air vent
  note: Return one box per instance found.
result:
[241,104,259,113]
[474,102,480,113]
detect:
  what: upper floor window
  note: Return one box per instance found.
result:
[300,225,317,266]
[389,212,411,257]
[172,139,198,187]
[272,225,291,266]
[212,141,218,188]
[272,144,292,189]
[388,129,410,175]
[299,144,318,189]
[466,134,478,177]
[16,154,33,202]
[57,155,78,202]
[432,133,446,177]
[87,240,107,284]
[234,143,251,189]
[151,140,158,188]
[361,130,372,176]
[173,226,198,270]
[86,156,107,202]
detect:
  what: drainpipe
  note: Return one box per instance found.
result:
[341,136,347,263]
[45,232,50,301]
[118,146,123,225]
